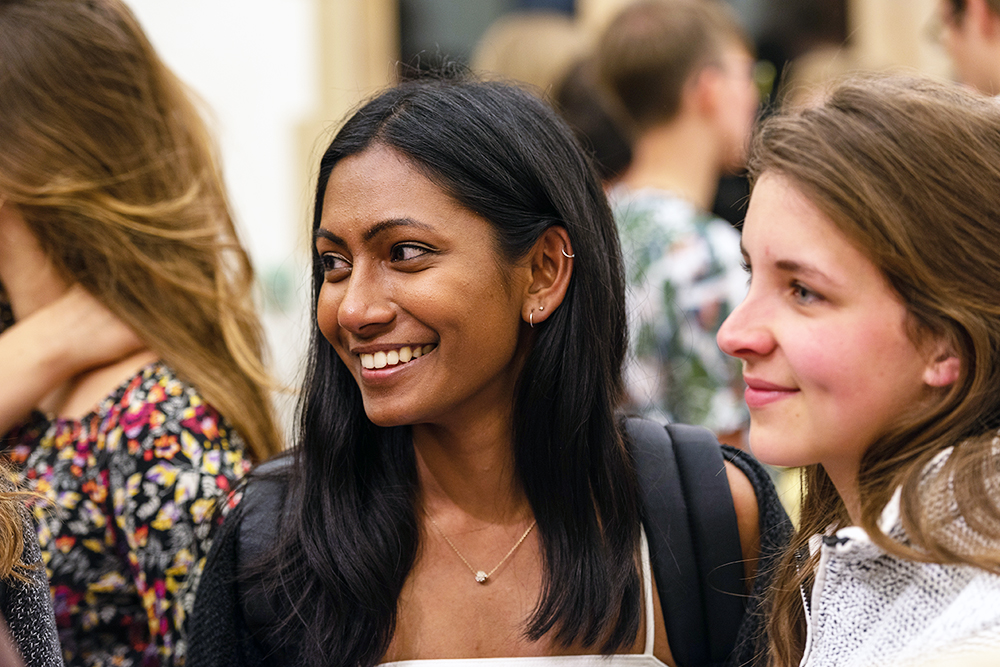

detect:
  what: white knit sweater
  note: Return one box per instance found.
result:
[800,490,1000,667]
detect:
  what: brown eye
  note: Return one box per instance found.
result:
[390,243,432,262]
[320,253,350,277]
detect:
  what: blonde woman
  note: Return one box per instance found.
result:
[0,468,62,667]
[718,75,1000,666]
[0,1,281,665]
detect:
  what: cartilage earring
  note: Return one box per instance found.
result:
[561,247,575,258]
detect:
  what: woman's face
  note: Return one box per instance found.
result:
[717,173,941,486]
[315,144,531,429]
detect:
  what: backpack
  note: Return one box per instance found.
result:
[626,418,780,667]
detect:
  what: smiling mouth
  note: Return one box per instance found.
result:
[359,344,437,370]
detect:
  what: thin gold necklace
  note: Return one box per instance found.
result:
[427,515,537,584]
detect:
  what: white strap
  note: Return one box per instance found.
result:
[639,528,655,656]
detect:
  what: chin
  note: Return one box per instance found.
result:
[746,429,802,469]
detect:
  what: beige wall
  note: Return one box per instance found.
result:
[296,0,400,247]
[850,0,951,77]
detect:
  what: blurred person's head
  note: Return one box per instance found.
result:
[0,0,280,459]
[597,0,758,172]
[471,10,588,97]
[553,58,633,185]
[940,0,1000,95]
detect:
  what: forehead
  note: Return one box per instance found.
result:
[743,174,871,274]
[320,145,463,231]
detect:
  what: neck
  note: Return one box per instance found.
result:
[413,415,529,526]
[619,117,721,211]
[823,461,862,527]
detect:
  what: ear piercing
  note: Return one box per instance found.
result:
[561,247,575,258]
[529,305,544,328]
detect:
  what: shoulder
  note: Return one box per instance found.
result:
[105,363,246,460]
[238,456,292,557]
[722,459,759,564]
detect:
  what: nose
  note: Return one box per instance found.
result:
[335,262,395,337]
[717,293,774,360]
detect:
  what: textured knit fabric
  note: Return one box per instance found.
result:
[800,490,1000,667]
[610,187,747,433]
[2,510,64,666]
[5,363,250,667]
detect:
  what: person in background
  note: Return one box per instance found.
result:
[0,0,282,664]
[596,0,759,447]
[940,0,1000,95]
[718,74,1000,666]
[552,58,633,188]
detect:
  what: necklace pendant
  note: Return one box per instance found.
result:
[475,570,488,584]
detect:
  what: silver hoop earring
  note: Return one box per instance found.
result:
[529,310,534,328]
[561,247,575,259]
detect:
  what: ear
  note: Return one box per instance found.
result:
[980,0,1000,38]
[967,0,998,37]
[687,65,720,117]
[521,226,573,327]
[923,337,961,388]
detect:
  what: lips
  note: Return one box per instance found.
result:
[359,344,436,370]
[743,376,799,409]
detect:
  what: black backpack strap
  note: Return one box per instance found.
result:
[667,424,746,665]
[627,418,745,667]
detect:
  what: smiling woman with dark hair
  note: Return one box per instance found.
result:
[190,74,789,667]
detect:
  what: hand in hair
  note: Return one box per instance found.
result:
[0,284,143,435]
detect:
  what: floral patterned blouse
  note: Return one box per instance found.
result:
[611,186,749,433]
[4,363,250,667]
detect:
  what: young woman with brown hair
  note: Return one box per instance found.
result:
[718,74,1000,666]
[0,0,281,664]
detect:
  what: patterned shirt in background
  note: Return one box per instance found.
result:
[611,187,749,433]
[5,363,250,667]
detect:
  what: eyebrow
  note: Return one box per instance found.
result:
[314,217,434,246]
[740,243,839,284]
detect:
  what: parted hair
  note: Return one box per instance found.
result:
[749,74,1000,666]
[596,0,752,132]
[258,74,640,667]
[0,0,280,461]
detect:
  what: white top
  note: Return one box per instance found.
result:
[380,529,668,667]
[800,488,1000,667]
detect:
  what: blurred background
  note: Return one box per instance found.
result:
[122,0,953,433]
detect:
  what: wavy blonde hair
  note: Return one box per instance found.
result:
[0,463,38,584]
[749,74,1000,666]
[0,0,280,461]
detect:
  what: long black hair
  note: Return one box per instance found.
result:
[260,75,639,666]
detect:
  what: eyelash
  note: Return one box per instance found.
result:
[790,281,822,304]
[320,253,350,274]
[390,243,433,262]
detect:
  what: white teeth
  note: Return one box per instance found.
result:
[359,344,435,369]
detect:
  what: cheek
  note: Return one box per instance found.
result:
[315,283,342,346]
